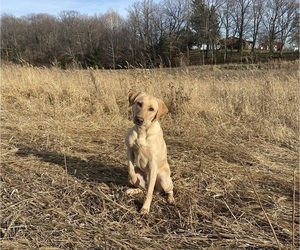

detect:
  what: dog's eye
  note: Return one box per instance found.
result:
[137,102,142,107]
[148,107,154,111]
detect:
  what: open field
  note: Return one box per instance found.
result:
[1,63,299,249]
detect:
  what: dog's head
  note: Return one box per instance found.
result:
[128,92,168,127]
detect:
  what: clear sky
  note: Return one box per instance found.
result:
[0,0,140,17]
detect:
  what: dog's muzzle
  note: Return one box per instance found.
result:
[134,117,144,125]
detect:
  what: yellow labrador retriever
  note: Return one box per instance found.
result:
[125,92,174,214]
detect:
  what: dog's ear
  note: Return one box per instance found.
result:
[128,92,143,106]
[156,98,168,119]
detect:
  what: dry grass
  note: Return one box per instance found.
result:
[1,62,299,249]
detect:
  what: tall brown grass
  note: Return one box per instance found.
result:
[1,62,299,249]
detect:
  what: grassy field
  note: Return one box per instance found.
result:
[1,62,299,249]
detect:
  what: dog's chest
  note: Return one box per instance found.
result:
[127,131,153,169]
[129,133,149,150]
[126,127,146,148]
[135,136,148,148]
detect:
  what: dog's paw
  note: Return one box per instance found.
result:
[128,176,140,187]
[140,207,150,215]
[167,193,175,204]
[126,188,143,196]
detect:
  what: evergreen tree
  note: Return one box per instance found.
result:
[190,0,220,60]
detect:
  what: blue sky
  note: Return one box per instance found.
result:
[0,0,140,17]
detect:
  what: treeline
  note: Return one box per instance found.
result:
[1,0,299,68]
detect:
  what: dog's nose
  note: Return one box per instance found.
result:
[134,117,144,125]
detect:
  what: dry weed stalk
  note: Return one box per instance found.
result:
[292,168,297,249]
[243,165,282,249]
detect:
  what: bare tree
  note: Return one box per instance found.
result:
[262,0,299,54]
[58,11,86,65]
[250,0,264,53]
[101,11,125,69]
[230,0,252,55]
[218,0,235,61]
[161,0,191,63]
[191,0,221,63]
[277,0,299,55]
[127,0,161,67]
[289,10,300,50]
[1,14,28,62]
[25,14,58,64]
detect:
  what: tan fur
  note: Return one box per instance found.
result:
[125,92,174,214]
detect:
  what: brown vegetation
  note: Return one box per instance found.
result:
[1,62,299,249]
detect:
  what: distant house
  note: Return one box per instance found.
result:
[191,44,221,51]
[273,42,283,51]
[259,41,283,51]
[259,42,269,50]
[293,45,299,51]
[219,36,252,50]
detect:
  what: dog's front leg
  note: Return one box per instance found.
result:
[127,149,139,187]
[140,162,157,214]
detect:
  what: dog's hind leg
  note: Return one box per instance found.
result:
[157,170,174,204]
